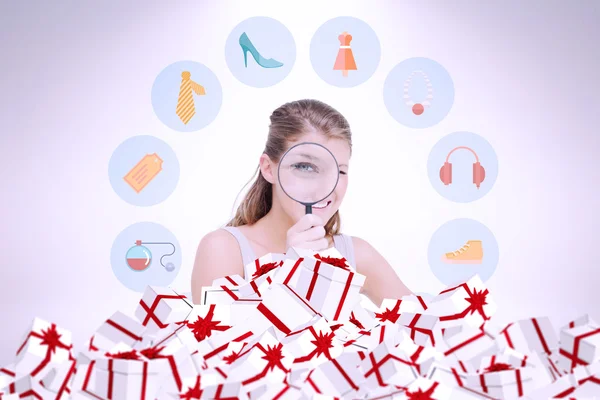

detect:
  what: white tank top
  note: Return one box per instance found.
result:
[221,226,356,280]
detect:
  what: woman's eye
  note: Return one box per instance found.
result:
[340,171,347,175]
[292,162,316,172]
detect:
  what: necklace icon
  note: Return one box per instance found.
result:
[403,70,433,115]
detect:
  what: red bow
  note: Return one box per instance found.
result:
[186,304,231,342]
[314,254,350,270]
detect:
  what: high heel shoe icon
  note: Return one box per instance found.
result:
[239,32,284,69]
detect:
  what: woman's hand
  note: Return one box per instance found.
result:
[285,213,329,251]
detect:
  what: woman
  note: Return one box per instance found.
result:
[191,99,412,307]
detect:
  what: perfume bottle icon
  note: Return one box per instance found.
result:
[125,240,176,272]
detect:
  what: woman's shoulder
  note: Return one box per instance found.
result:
[198,228,241,255]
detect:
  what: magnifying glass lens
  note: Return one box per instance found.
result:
[278,142,339,212]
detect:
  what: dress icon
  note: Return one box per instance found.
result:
[239,32,284,68]
[333,31,357,77]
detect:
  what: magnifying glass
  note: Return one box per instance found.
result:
[277,142,340,214]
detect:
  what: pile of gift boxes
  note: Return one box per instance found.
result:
[1,246,599,399]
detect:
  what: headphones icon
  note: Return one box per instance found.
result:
[439,146,486,189]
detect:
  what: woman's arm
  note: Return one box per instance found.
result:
[191,229,245,304]
[353,236,413,308]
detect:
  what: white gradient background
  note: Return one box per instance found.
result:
[0,0,598,365]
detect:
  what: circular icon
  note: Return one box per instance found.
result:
[151,61,222,132]
[427,131,498,203]
[225,17,296,88]
[108,135,180,207]
[310,16,381,88]
[428,218,499,286]
[111,222,182,292]
[383,57,454,128]
[278,142,340,214]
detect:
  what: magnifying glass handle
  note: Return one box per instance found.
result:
[305,204,312,214]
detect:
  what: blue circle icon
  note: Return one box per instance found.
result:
[310,16,381,88]
[225,17,296,88]
[428,218,499,286]
[111,222,182,292]
[383,57,454,128]
[427,131,498,203]
[151,61,222,132]
[108,135,180,207]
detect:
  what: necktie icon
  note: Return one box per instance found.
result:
[176,71,206,125]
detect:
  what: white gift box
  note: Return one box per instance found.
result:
[40,357,77,399]
[285,246,353,268]
[347,303,378,331]
[256,283,321,335]
[0,393,19,400]
[194,315,268,369]
[14,318,72,379]
[199,285,247,306]
[226,330,293,392]
[294,252,365,322]
[137,324,199,393]
[373,299,403,324]
[238,267,279,299]
[427,275,497,329]
[560,314,598,332]
[302,352,365,398]
[252,382,305,400]
[245,253,285,282]
[396,330,441,377]
[438,325,498,373]
[2,375,57,400]
[91,310,146,352]
[343,323,400,352]
[183,304,233,343]
[426,362,470,389]
[396,313,441,347]
[496,317,558,356]
[134,286,192,333]
[282,317,343,368]
[82,343,163,400]
[361,341,418,389]
[212,274,246,287]
[272,258,306,289]
[0,364,15,390]
[363,384,408,399]
[230,298,263,325]
[376,295,432,322]
[397,377,492,400]
[177,375,249,400]
[557,323,600,372]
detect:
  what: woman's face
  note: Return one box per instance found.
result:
[269,131,351,227]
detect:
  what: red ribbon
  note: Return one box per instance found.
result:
[404,314,436,346]
[294,326,336,363]
[314,254,350,270]
[283,258,303,285]
[186,304,232,342]
[438,284,490,323]
[139,293,187,329]
[241,343,289,386]
[365,352,417,386]
[443,331,487,357]
[558,326,600,371]
[252,259,283,279]
[375,300,401,324]
[405,381,439,399]
[140,345,183,392]
[16,323,72,377]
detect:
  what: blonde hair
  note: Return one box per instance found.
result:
[226,99,353,237]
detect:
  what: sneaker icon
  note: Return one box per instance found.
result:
[442,240,483,264]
